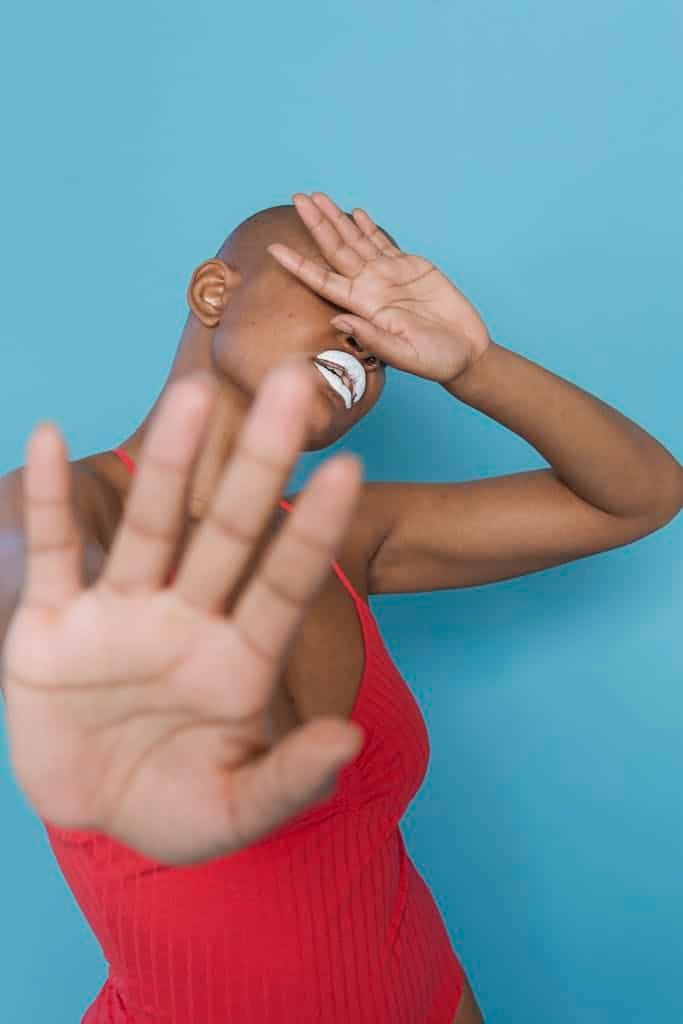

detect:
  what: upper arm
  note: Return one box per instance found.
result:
[360,469,679,595]
[0,474,25,659]
[0,532,23,662]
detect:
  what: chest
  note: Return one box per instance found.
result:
[89,473,371,743]
[251,507,370,742]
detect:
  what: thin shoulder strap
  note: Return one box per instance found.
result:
[112,449,363,604]
[279,497,363,606]
[114,448,291,515]
[113,446,136,474]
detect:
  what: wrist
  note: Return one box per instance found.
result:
[443,337,498,395]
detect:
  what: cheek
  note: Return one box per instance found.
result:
[365,373,385,408]
[212,315,284,381]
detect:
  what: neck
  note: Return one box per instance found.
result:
[108,314,252,520]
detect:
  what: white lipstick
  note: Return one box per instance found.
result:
[313,350,366,410]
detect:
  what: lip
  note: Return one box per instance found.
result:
[336,367,354,393]
[314,363,349,408]
[313,357,355,395]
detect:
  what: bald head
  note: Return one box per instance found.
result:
[215,202,398,282]
[176,199,394,456]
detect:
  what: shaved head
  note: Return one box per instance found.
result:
[175,200,394,457]
[215,202,398,282]
[116,200,396,521]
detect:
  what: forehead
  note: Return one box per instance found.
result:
[259,249,337,312]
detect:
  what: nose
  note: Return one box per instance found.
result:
[337,331,381,368]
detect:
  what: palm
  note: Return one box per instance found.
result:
[3,364,364,866]
[5,586,283,864]
[267,191,490,382]
[348,255,483,379]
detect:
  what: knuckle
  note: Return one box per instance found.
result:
[124,515,174,546]
[258,570,308,612]
[235,442,290,476]
[29,534,79,555]
[208,511,260,549]
[141,451,191,479]
[285,521,331,559]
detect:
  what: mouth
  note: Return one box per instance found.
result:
[316,372,347,408]
[315,358,354,393]
[312,350,366,411]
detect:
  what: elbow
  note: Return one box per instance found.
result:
[614,471,682,536]
[643,470,683,528]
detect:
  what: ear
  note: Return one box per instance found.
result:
[186,258,243,327]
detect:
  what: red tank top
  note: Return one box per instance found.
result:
[41,447,465,1022]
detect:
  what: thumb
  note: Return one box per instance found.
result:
[227,717,365,845]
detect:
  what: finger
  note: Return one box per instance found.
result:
[351,206,402,256]
[330,313,414,370]
[219,712,365,855]
[231,449,363,668]
[266,243,354,309]
[21,423,83,611]
[100,372,218,593]
[291,193,366,277]
[173,358,317,612]
[306,192,381,263]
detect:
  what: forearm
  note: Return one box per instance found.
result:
[444,339,683,518]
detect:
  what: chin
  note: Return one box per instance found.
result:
[303,394,356,450]
[303,426,345,452]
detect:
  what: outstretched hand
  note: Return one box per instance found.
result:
[267,191,491,386]
[3,360,365,866]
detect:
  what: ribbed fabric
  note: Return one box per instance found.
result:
[41,446,465,1022]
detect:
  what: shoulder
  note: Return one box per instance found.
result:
[0,470,21,530]
[0,472,25,617]
[282,481,389,570]
[0,460,111,641]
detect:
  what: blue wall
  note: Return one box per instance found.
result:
[1,1,681,1020]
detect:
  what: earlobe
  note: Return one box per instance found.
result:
[186,258,241,327]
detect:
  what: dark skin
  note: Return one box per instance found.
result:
[88,191,680,594]
[264,193,682,597]
[146,197,681,1024]
[79,203,389,525]
[0,202,484,1023]
[1,195,681,1024]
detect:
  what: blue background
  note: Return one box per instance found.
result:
[1,1,682,1021]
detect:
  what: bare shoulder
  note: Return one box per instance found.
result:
[282,481,389,600]
[1,468,383,606]
[0,470,33,660]
[0,458,110,619]
[0,468,23,530]
[0,471,25,610]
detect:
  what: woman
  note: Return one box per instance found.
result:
[2,192,680,1022]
